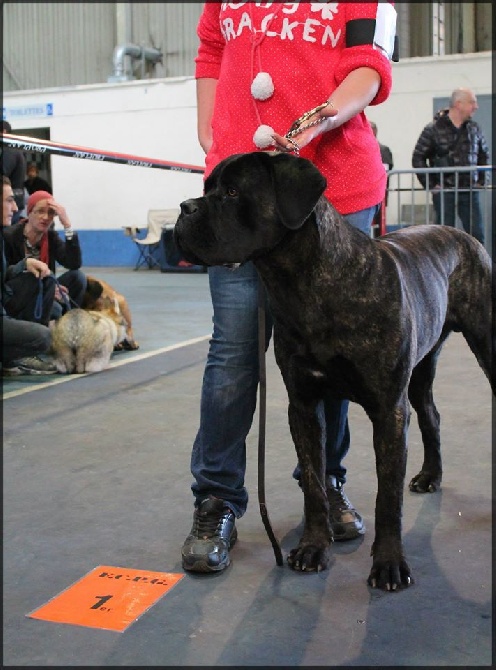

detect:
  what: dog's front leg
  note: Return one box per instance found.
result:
[286,398,332,572]
[368,396,413,590]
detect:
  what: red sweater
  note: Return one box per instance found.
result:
[196,2,394,215]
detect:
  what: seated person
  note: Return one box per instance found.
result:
[1,176,56,375]
[2,190,87,320]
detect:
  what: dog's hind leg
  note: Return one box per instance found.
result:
[460,323,495,396]
[55,349,76,374]
[450,257,495,394]
[408,343,445,493]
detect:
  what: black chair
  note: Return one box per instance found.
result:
[124,209,178,270]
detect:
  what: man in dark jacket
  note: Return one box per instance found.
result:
[411,87,489,245]
[1,120,26,223]
[2,190,87,319]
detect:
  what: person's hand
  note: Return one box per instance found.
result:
[272,101,339,154]
[54,284,69,302]
[25,258,51,278]
[47,198,71,229]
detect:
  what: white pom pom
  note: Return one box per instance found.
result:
[253,125,275,149]
[251,72,274,101]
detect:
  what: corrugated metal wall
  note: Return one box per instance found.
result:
[130,3,203,78]
[2,3,492,92]
[3,3,116,90]
[3,2,204,92]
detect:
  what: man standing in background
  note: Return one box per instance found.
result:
[1,120,27,223]
[24,162,52,196]
[411,87,489,245]
[370,121,394,233]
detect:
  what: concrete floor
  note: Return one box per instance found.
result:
[2,267,493,667]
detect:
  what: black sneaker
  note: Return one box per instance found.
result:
[181,496,237,573]
[326,476,365,541]
[3,355,58,376]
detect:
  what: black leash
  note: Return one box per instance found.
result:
[257,277,284,567]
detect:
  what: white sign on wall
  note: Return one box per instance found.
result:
[3,103,53,120]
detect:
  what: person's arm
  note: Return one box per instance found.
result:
[49,228,82,270]
[272,67,380,151]
[412,125,434,189]
[197,78,218,155]
[5,257,27,281]
[11,152,27,209]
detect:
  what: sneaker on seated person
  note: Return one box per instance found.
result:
[3,354,58,376]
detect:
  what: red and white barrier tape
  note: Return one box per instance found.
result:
[1,133,205,175]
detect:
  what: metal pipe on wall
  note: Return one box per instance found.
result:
[107,43,163,83]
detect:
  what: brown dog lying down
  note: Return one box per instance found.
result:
[82,275,139,350]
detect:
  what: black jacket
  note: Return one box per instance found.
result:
[1,145,26,209]
[2,219,82,275]
[411,108,489,189]
[24,176,53,195]
[0,232,29,316]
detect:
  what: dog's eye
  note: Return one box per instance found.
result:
[226,187,238,198]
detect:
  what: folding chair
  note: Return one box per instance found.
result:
[124,210,175,270]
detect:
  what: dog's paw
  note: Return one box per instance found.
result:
[409,470,441,493]
[120,339,140,351]
[367,557,413,591]
[287,543,330,572]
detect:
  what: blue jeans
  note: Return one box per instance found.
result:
[190,206,378,516]
[2,316,52,366]
[432,190,484,245]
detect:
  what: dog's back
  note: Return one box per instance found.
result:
[51,300,126,374]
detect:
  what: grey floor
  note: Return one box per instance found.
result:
[2,267,493,667]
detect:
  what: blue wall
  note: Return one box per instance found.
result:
[77,230,141,267]
[74,230,205,272]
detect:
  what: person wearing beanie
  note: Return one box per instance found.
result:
[2,190,87,320]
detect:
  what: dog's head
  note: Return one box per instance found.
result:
[82,277,104,310]
[174,151,326,266]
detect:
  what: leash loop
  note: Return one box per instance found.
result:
[257,276,284,567]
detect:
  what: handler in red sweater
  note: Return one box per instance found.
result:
[181,2,397,574]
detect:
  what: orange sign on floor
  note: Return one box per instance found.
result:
[27,565,184,632]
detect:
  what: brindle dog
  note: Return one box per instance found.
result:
[174,151,494,591]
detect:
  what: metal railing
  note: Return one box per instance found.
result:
[379,165,493,252]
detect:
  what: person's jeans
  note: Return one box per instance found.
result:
[2,315,52,366]
[190,205,379,517]
[432,189,484,245]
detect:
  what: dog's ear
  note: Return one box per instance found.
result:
[269,153,327,229]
